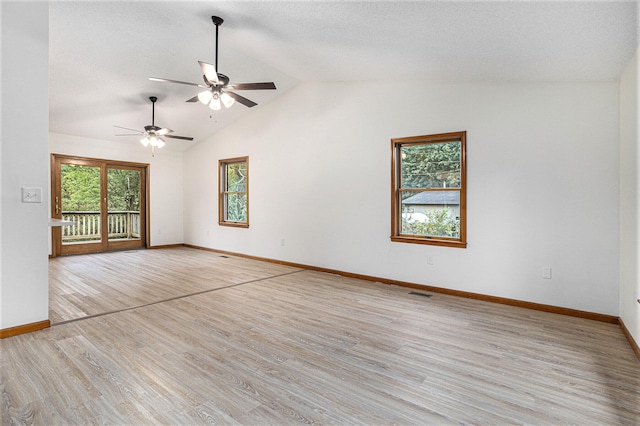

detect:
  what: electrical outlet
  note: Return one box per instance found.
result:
[22,187,42,203]
[427,256,433,265]
[542,267,552,279]
[281,239,285,247]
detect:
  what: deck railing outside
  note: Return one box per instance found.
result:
[61,211,140,242]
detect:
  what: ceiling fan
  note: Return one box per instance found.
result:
[114,96,193,155]
[149,15,276,110]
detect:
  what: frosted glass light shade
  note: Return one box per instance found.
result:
[221,92,235,108]
[198,90,213,104]
[140,137,150,147]
[156,138,165,148]
[209,97,221,110]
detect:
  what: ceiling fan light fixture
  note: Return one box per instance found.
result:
[117,97,193,155]
[221,92,235,108]
[209,94,222,110]
[197,90,213,105]
[149,16,275,110]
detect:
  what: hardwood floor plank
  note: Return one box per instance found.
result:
[49,247,302,323]
[3,247,637,424]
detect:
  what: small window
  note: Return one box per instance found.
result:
[219,157,249,228]
[391,132,466,248]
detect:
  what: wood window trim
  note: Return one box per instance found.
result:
[218,156,249,228]
[390,131,467,248]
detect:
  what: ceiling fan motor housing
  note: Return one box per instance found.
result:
[217,74,230,86]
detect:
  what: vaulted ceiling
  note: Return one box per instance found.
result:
[49,1,638,151]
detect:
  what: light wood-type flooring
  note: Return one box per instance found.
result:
[48,247,303,324]
[2,247,639,424]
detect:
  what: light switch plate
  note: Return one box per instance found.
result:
[22,187,43,203]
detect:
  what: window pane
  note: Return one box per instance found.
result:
[224,193,247,222]
[400,191,460,238]
[226,162,247,192]
[107,168,141,241]
[219,157,249,227]
[392,131,466,247]
[401,142,461,189]
[61,164,102,244]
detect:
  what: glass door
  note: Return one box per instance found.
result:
[57,159,105,255]
[106,166,144,250]
[51,155,148,256]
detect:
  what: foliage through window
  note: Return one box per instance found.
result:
[391,132,466,248]
[61,164,100,211]
[219,157,249,227]
[107,168,141,212]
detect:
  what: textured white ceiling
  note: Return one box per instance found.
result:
[49,1,639,151]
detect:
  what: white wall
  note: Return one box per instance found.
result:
[619,47,640,344]
[184,80,620,316]
[49,133,184,248]
[0,2,50,329]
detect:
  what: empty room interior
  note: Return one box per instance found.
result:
[1,1,639,424]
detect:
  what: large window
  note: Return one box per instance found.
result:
[219,157,249,228]
[391,131,466,248]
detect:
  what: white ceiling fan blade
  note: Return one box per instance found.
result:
[198,61,220,86]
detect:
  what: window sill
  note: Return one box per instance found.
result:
[219,222,249,228]
[391,235,467,248]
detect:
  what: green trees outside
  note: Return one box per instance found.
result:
[401,209,461,237]
[61,164,100,211]
[107,169,140,211]
[224,161,247,222]
[401,142,461,188]
[400,142,461,237]
[61,165,140,212]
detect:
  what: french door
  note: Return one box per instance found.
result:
[51,154,149,256]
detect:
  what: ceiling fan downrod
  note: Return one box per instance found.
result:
[149,96,157,126]
[211,16,224,71]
